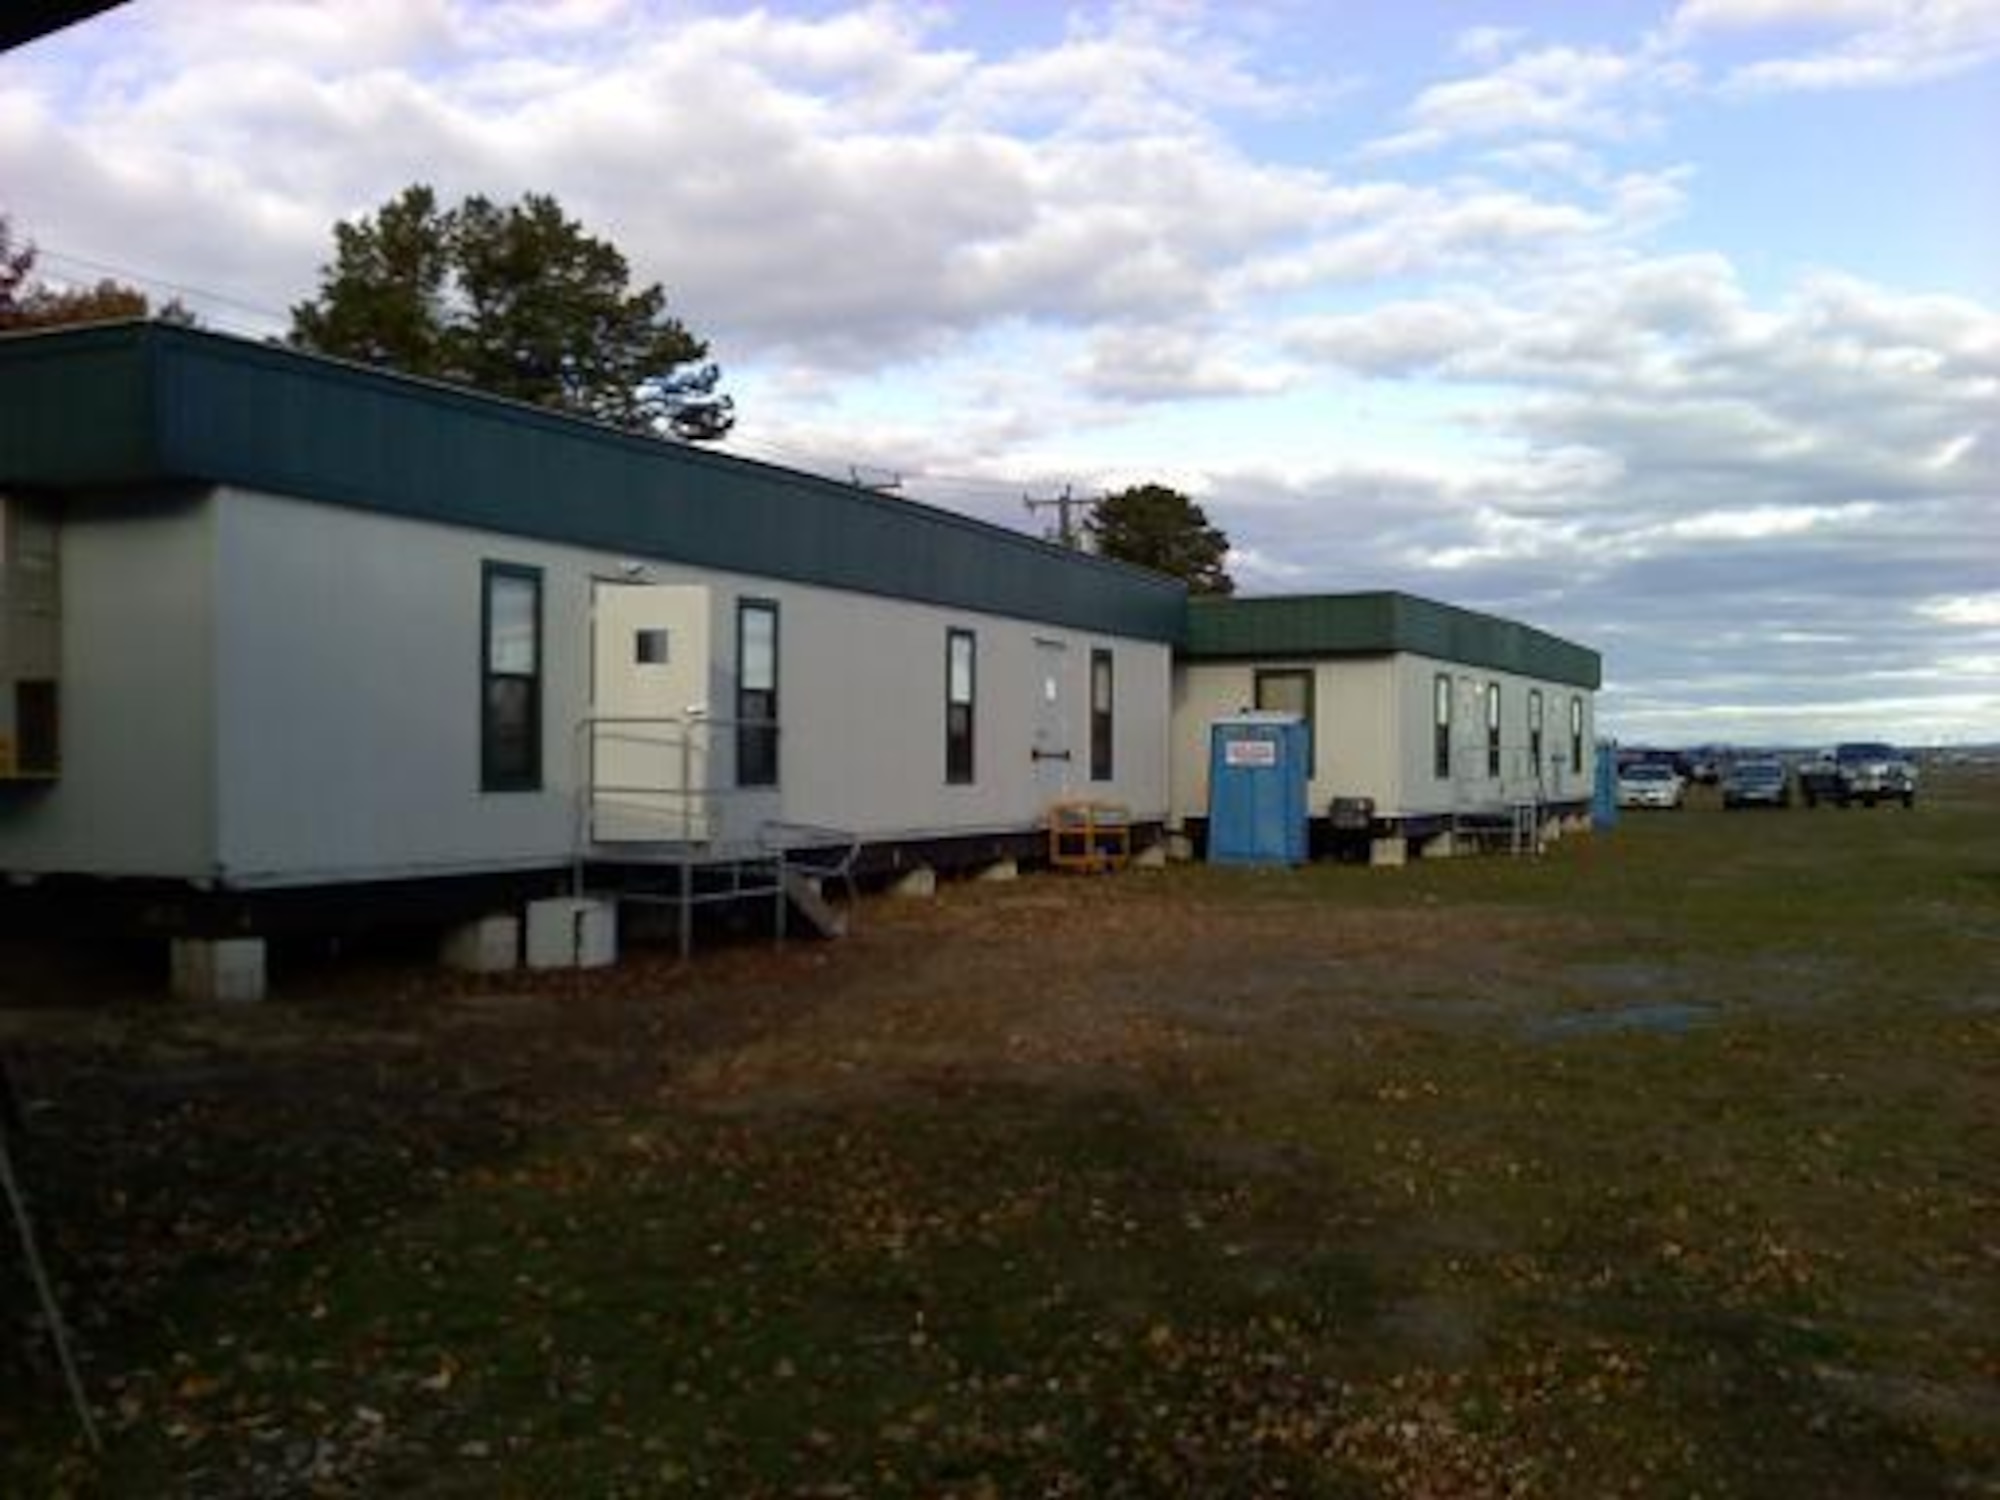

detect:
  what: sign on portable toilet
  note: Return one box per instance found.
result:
[1207,712,1309,866]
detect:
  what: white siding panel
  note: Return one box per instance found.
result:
[1393,653,1596,815]
[0,492,217,878]
[213,490,1170,885]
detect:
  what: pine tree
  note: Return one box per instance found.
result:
[289,186,733,441]
[1087,484,1235,595]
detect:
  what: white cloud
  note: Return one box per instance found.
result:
[1365,43,1694,157]
[1920,594,2000,626]
[1226,545,1312,591]
[0,3,1357,360]
[1455,25,1528,62]
[1378,47,1638,153]
[1651,502,1881,542]
[1284,299,1496,374]
[1478,139,1612,185]
[1234,183,1613,294]
[1072,325,1300,402]
[1672,0,1913,32]
[1674,0,2000,90]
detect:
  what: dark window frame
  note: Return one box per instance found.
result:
[1254,667,1315,777]
[1089,648,1115,782]
[480,561,543,793]
[736,597,780,788]
[1433,673,1452,780]
[1528,688,1544,771]
[1570,696,1585,775]
[946,627,976,785]
[1485,680,1502,778]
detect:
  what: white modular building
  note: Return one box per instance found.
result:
[0,325,1607,990]
[1171,593,1602,855]
[0,324,1182,937]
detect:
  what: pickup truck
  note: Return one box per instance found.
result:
[1798,742,1918,808]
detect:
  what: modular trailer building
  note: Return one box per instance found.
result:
[1172,593,1602,857]
[0,323,1181,958]
[0,323,1602,989]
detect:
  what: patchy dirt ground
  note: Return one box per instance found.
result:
[4,774,1999,1497]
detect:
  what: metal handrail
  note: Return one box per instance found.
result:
[573,712,780,850]
[760,820,863,931]
[570,716,859,958]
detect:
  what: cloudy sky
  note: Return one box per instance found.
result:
[4,0,1996,744]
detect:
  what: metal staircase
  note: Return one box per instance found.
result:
[571,716,859,961]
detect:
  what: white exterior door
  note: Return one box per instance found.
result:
[589,582,711,842]
[1455,674,1483,807]
[1032,637,1073,807]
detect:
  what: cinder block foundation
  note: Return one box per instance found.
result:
[972,858,1019,883]
[440,914,520,974]
[888,866,937,899]
[1369,836,1408,868]
[1133,842,1169,870]
[525,897,618,970]
[170,937,267,1005]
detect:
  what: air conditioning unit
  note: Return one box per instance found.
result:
[0,494,60,780]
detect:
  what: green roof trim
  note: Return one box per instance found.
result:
[0,323,1187,642]
[1185,593,1601,689]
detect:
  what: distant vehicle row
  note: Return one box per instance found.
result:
[1615,743,1918,812]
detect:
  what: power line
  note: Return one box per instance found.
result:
[718,434,1091,508]
[30,244,291,325]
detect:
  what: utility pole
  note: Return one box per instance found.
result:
[1023,485,1089,549]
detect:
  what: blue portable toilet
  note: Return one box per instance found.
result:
[1207,713,1310,866]
[1592,737,1620,829]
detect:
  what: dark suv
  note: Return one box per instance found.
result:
[1800,743,1917,809]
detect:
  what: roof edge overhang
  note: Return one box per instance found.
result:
[1181,591,1602,690]
[0,322,1188,643]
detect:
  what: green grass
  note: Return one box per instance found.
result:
[5,771,1997,1496]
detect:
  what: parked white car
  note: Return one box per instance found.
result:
[1616,763,1685,810]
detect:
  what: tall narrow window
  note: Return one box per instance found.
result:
[1433,673,1452,780]
[1570,696,1585,774]
[1090,649,1115,781]
[946,628,976,784]
[1254,668,1315,776]
[737,599,779,787]
[481,563,542,792]
[1485,681,1502,777]
[1528,689,1544,771]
